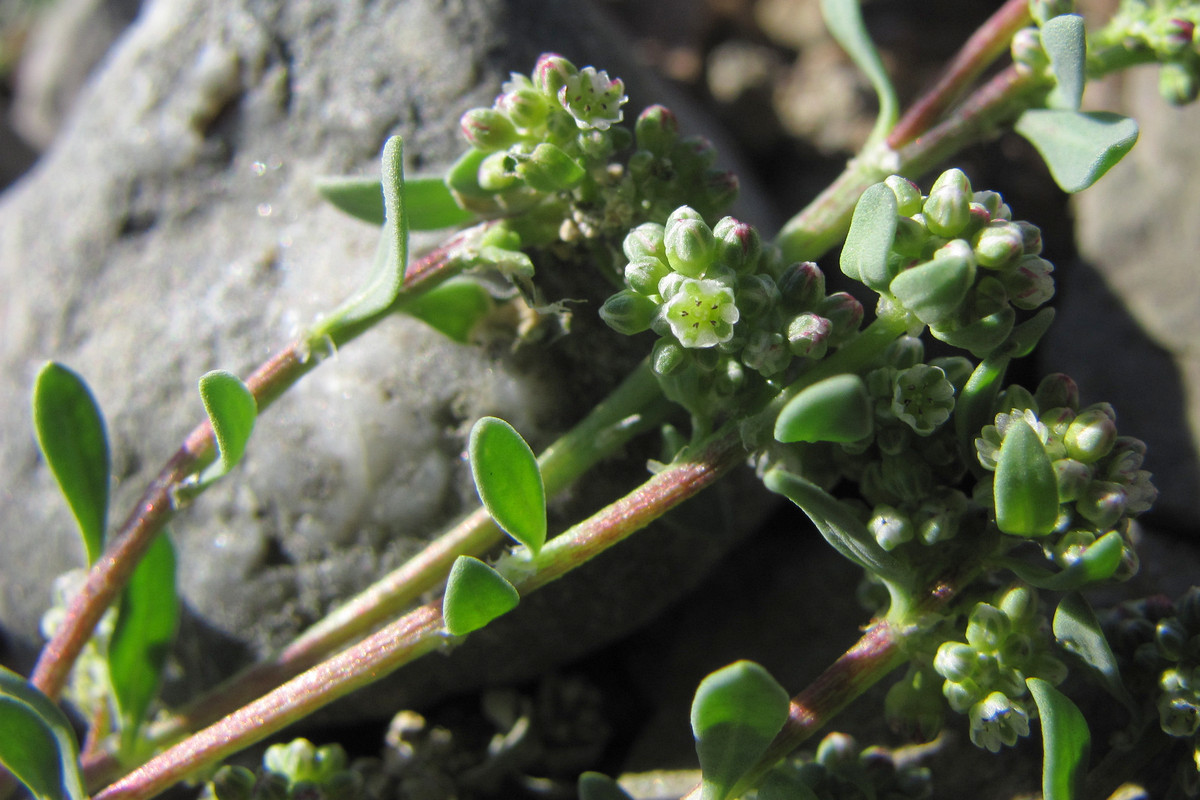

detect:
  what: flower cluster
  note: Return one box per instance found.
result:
[974,372,1156,569]
[763,732,933,799]
[203,739,361,800]
[868,170,1053,358]
[933,586,1067,752]
[599,207,864,419]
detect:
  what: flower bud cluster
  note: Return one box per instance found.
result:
[600,207,864,418]
[974,373,1156,566]
[1107,588,1200,744]
[765,732,933,799]
[933,586,1067,753]
[880,170,1054,357]
[203,739,361,800]
[1086,1,1200,105]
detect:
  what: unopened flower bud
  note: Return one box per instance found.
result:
[635,105,679,156]
[923,169,973,238]
[702,169,740,216]
[1035,373,1078,413]
[885,175,924,216]
[892,216,928,259]
[1076,480,1128,528]
[742,330,791,376]
[208,766,257,800]
[625,258,671,296]
[599,289,658,335]
[664,208,715,277]
[1063,407,1116,464]
[786,312,832,359]
[892,364,955,436]
[997,585,1037,626]
[1053,458,1093,503]
[498,81,550,130]
[818,292,865,345]
[870,505,914,550]
[1159,59,1199,105]
[651,338,690,376]
[916,488,968,544]
[1178,586,1200,632]
[943,676,984,713]
[1001,255,1055,310]
[623,222,667,264]
[460,108,519,151]
[1156,618,1188,662]
[713,216,762,273]
[1011,27,1049,72]
[815,732,859,769]
[736,273,780,319]
[777,261,826,311]
[477,151,519,192]
[974,221,1026,268]
[885,668,945,740]
[967,603,1011,653]
[1158,694,1200,737]
[533,53,577,97]
[517,143,585,191]
[884,335,925,369]
[935,642,979,684]
[677,135,719,170]
[1153,17,1197,57]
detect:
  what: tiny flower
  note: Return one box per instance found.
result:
[870,505,914,551]
[969,692,1031,753]
[557,66,628,130]
[966,603,1012,653]
[661,278,739,348]
[891,364,955,436]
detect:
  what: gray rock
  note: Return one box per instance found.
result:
[0,0,769,716]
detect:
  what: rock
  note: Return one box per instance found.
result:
[0,0,770,717]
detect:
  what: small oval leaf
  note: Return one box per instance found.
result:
[1053,592,1137,714]
[1015,110,1139,193]
[442,556,520,636]
[1042,14,1087,110]
[32,362,111,564]
[403,278,493,344]
[691,660,791,800]
[108,532,179,756]
[0,666,86,800]
[469,417,547,555]
[840,182,898,290]
[955,355,1010,457]
[775,374,873,444]
[999,530,1125,590]
[994,417,1059,537]
[316,174,473,231]
[889,254,975,326]
[1028,677,1090,800]
[197,370,257,485]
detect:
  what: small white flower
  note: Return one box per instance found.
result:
[557,67,627,130]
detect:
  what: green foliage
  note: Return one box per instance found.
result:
[839,181,896,291]
[819,0,899,145]
[315,174,474,230]
[0,666,86,800]
[1028,678,1091,800]
[774,374,873,444]
[194,370,257,489]
[442,555,520,636]
[108,533,179,756]
[993,416,1059,537]
[401,277,493,343]
[468,416,547,554]
[691,660,790,800]
[1015,110,1139,193]
[1042,14,1088,110]
[1053,592,1136,713]
[32,362,110,564]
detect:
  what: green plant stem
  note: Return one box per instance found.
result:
[92,421,747,800]
[887,0,1032,149]
[28,224,490,704]
[83,360,670,783]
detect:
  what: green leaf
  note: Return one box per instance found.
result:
[1028,677,1090,800]
[402,278,493,344]
[994,417,1059,537]
[1042,14,1087,110]
[32,362,110,564]
[1015,110,1138,193]
[889,253,975,326]
[956,354,1009,458]
[775,374,873,444]
[840,182,897,291]
[108,532,178,756]
[1001,307,1056,358]
[442,555,520,636]
[194,370,257,488]
[0,666,86,800]
[1053,592,1137,714]
[577,772,634,800]
[763,469,907,581]
[469,416,547,555]
[311,135,410,339]
[758,767,820,800]
[998,530,1125,590]
[316,175,474,230]
[691,660,790,800]
[820,0,899,145]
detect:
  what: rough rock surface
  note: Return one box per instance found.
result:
[0,0,768,715]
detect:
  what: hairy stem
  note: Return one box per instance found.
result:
[92,424,747,800]
[29,225,489,703]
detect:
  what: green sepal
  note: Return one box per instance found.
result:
[0,665,86,800]
[775,374,873,444]
[1027,677,1090,800]
[311,136,410,339]
[402,278,492,344]
[315,174,473,230]
[577,772,635,800]
[956,355,1010,459]
[889,254,975,327]
[764,468,907,581]
[442,555,520,636]
[997,530,1125,590]
[691,660,791,800]
[32,362,110,565]
[469,416,547,555]
[517,143,585,192]
[994,417,1059,537]
[1053,592,1137,715]
[840,182,897,291]
[1015,110,1138,193]
[108,532,179,757]
[192,370,258,490]
[600,290,660,336]
[1042,14,1087,110]
[819,0,899,145]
